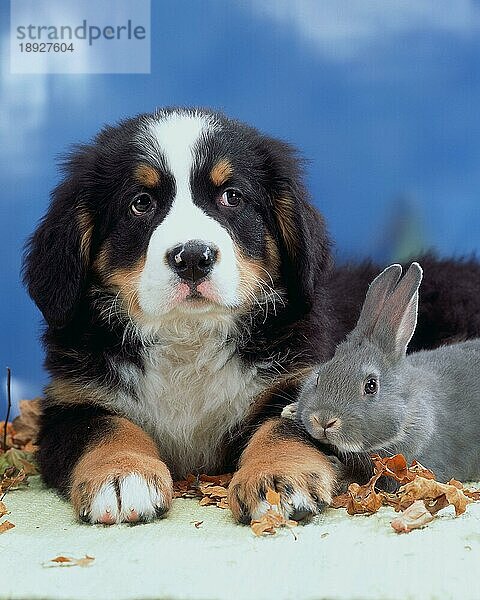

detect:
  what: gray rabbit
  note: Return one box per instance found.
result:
[292,262,480,483]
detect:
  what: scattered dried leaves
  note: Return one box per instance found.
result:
[12,399,41,447]
[390,500,434,533]
[43,555,95,568]
[331,454,480,534]
[173,473,232,509]
[0,520,14,534]
[0,398,41,533]
[0,398,39,480]
[251,490,298,538]
[0,466,27,497]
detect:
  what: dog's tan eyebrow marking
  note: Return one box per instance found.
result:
[134,164,160,187]
[210,159,233,186]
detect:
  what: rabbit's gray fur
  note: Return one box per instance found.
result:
[296,262,480,483]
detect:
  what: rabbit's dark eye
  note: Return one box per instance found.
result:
[365,378,378,394]
[364,377,378,395]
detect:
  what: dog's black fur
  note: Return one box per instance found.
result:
[23,107,480,523]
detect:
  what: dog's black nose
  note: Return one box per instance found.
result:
[166,241,218,283]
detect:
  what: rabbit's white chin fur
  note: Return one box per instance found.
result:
[332,440,365,453]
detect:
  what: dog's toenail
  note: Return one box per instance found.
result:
[291,508,311,521]
[80,510,89,523]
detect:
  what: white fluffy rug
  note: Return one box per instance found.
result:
[1,477,479,600]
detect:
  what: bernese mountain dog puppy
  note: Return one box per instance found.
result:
[23,107,480,525]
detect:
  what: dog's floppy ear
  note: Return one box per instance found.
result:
[23,174,93,329]
[258,136,332,313]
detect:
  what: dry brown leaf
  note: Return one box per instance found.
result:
[198,496,216,506]
[0,501,7,518]
[198,473,233,487]
[173,473,232,509]
[344,481,384,515]
[331,453,478,533]
[11,399,41,446]
[408,460,436,480]
[0,520,14,534]
[250,488,298,537]
[380,491,413,513]
[217,498,229,509]
[372,454,411,483]
[447,478,463,489]
[424,494,450,515]
[43,555,95,568]
[391,500,435,534]
[198,483,228,498]
[0,467,26,496]
[464,489,480,501]
[330,492,350,509]
[251,509,298,537]
[266,489,281,506]
[447,479,480,501]
[370,454,435,484]
[399,477,472,516]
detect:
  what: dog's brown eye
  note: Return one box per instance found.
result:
[131,193,155,215]
[364,377,378,395]
[219,189,242,207]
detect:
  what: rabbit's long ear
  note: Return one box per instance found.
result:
[352,264,403,339]
[372,262,423,357]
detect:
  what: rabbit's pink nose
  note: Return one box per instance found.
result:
[309,414,340,436]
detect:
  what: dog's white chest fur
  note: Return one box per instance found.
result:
[118,318,267,477]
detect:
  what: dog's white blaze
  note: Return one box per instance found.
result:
[137,112,241,317]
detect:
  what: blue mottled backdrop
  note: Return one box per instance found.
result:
[1,1,479,413]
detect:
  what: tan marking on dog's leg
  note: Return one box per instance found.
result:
[228,418,337,524]
[71,417,173,525]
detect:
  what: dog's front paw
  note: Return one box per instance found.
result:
[228,458,336,524]
[71,452,173,525]
[227,418,338,524]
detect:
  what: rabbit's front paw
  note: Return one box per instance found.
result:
[71,452,173,525]
[281,402,298,420]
